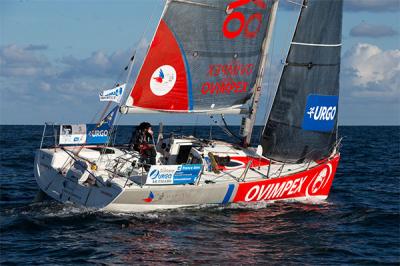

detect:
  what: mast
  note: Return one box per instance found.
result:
[242,0,279,147]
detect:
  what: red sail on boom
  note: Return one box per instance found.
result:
[128,20,188,111]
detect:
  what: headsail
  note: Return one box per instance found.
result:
[124,0,277,113]
[261,0,343,162]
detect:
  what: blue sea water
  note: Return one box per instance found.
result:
[0,125,399,265]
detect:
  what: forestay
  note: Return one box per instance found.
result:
[124,0,277,113]
[261,0,343,162]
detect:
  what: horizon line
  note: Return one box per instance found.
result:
[0,124,399,127]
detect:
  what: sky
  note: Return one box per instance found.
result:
[0,0,399,126]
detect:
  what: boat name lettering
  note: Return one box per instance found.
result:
[245,176,307,201]
[208,63,253,77]
[201,79,247,95]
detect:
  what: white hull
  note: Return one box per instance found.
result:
[34,137,340,213]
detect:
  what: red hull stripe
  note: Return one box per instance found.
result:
[232,155,340,203]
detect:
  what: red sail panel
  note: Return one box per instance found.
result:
[129,19,188,111]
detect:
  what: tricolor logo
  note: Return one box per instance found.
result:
[149,65,177,96]
[143,191,155,203]
[153,69,164,83]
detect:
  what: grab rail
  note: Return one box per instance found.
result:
[40,122,59,149]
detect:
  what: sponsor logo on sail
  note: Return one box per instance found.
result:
[149,65,177,96]
[302,94,338,132]
[307,106,336,121]
[222,0,266,39]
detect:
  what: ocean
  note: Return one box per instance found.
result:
[1,125,399,265]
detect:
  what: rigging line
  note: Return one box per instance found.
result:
[108,0,160,150]
[264,0,298,128]
[124,0,168,109]
[259,0,291,141]
[111,110,124,146]
[267,119,338,136]
[192,114,199,137]
[61,147,106,186]
[90,104,105,124]
[279,0,298,68]
[220,115,242,142]
[261,10,278,136]
[98,102,112,124]
[261,0,302,138]
[286,0,307,8]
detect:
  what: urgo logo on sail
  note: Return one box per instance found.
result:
[149,65,177,96]
[302,94,338,132]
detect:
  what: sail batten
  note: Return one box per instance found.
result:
[261,0,343,162]
[291,42,342,47]
[125,0,277,114]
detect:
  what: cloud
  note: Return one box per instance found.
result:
[0,44,53,77]
[344,0,400,12]
[350,22,398,38]
[342,43,400,100]
[0,44,127,112]
[59,49,131,79]
[24,44,48,51]
[0,40,151,124]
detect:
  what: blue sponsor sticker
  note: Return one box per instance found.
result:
[173,164,202,185]
[146,164,202,185]
[86,123,111,144]
[302,94,338,132]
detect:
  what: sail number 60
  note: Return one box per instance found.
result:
[222,0,267,39]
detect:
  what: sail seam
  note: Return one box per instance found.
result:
[267,119,335,133]
[286,62,340,68]
[291,42,342,47]
[168,26,194,111]
[170,0,218,9]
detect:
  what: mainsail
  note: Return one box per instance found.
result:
[124,0,277,113]
[261,0,343,162]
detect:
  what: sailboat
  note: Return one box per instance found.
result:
[34,0,343,212]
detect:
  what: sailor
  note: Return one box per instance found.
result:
[130,122,156,170]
